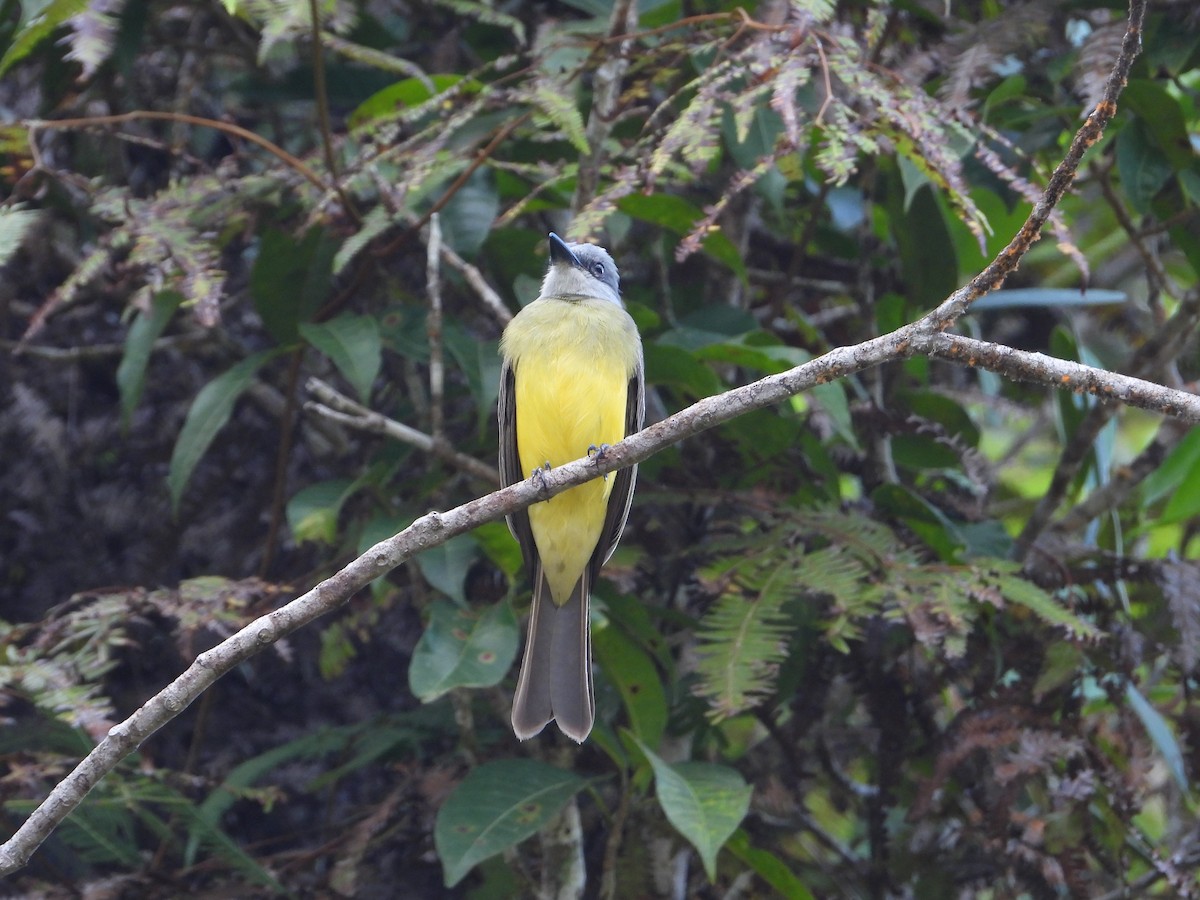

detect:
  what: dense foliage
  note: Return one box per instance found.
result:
[2,0,1199,896]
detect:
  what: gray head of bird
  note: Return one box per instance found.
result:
[540,232,622,307]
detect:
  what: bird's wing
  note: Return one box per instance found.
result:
[499,358,538,574]
[593,358,645,571]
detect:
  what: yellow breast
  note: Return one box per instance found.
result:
[501,297,640,603]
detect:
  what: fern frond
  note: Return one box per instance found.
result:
[985,564,1099,640]
[694,588,792,721]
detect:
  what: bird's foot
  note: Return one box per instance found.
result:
[530,462,552,497]
[588,444,611,481]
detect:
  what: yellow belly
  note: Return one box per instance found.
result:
[507,300,637,605]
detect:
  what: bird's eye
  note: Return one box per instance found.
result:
[590,262,605,278]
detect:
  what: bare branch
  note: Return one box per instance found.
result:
[305,378,498,484]
[426,214,446,441]
[924,0,1145,329]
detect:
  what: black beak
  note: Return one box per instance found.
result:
[548,232,580,267]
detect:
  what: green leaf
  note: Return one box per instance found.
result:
[408,600,519,701]
[726,830,816,900]
[116,291,183,428]
[644,343,723,398]
[0,0,90,76]
[637,742,752,881]
[434,759,587,887]
[333,205,395,275]
[348,74,472,130]
[168,350,281,514]
[472,521,523,581]
[299,314,381,404]
[250,227,337,344]
[1125,682,1188,792]
[618,194,746,279]
[438,170,499,258]
[414,534,479,604]
[1156,437,1200,525]
[871,483,964,562]
[593,623,667,746]
[1116,121,1174,215]
[1143,428,1200,507]
[286,479,356,545]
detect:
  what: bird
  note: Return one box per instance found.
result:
[498,232,645,742]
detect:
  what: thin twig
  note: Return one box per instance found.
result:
[305,378,498,484]
[260,348,306,579]
[425,214,445,441]
[437,240,512,325]
[924,0,1145,330]
[571,0,637,214]
[307,0,359,223]
[27,112,328,193]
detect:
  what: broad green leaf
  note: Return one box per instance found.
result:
[1125,682,1188,792]
[1143,428,1200,507]
[1162,473,1200,527]
[1116,121,1173,215]
[891,435,961,470]
[414,533,479,604]
[116,291,183,428]
[637,741,752,881]
[472,521,523,581]
[644,344,723,398]
[593,623,667,746]
[618,194,746,280]
[168,350,281,513]
[871,483,964,562]
[286,479,356,545]
[408,600,519,701]
[0,0,90,76]
[250,227,337,344]
[726,830,816,900]
[439,171,499,258]
[434,759,587,887]
[1121,80,1196,171]
[443,326,500,436]
[333,205,395,276]
[348,74,472,130]
[299,314,381,404]
[970,288,1126,310]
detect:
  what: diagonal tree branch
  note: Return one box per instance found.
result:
[3,319,1195,875]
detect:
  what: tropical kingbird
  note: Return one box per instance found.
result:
[499,232,645,742]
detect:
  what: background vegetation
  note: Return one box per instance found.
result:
[2,0,1199,896]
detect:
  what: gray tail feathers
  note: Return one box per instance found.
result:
[511,567,594,743]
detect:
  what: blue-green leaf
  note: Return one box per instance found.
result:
[434,760,587,887]
[408,600,519,701]
[1125,682,1188,792]
[637,741,752,881]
